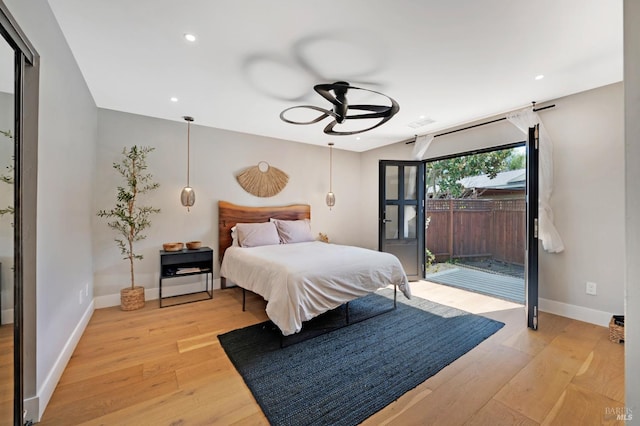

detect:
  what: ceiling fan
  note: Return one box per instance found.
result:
[279,81,399,136]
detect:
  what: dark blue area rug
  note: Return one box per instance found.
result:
[218,288,504,426]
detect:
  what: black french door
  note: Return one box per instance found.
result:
[526,125,540,329]
[378,161,425,281]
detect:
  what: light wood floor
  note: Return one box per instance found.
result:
[0,323,14,426]
[38,281,625,425]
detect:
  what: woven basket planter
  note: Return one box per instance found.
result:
[609,316,624,343]
[121,286,145,311]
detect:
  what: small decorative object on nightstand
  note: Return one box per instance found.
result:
[163,242,183,252]
[186,240,202,250]
[159,246,213,308]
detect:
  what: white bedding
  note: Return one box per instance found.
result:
[220,241,411,335]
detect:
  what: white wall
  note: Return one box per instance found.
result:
[94,109,362,300]
[538,83,624,319]
[359,83,625,324]
[5,0,98,420]
[624,0,639,421]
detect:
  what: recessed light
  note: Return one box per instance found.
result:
[419,115,425,119]
[184,33,196,42]
[170,97,178,102]
[356,137,361,140]
[535,74,545,80]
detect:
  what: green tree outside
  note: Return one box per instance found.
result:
[426,147,523,198]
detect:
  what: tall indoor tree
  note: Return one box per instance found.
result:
[98,146,160,310]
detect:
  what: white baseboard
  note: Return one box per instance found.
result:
[94,278,222,309]
[539,297,613,327]
[1,307,13,324]
[35,300,95,421]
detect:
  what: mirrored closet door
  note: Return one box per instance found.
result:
[0,29,14,426]
[1,1,39,424]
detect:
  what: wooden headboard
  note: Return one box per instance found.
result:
[218,200,311,263]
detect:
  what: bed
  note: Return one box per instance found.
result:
[218,201,411,336]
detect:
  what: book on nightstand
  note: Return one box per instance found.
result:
[176,267,202,274]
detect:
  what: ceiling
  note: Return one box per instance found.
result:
[47,0,623,152]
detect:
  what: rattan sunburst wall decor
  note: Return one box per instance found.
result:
[236,161,289,197]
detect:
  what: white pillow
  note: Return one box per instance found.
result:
[231,226,239,246]
[271,218,314,244]
[236,222,281,248]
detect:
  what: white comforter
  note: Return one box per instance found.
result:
[220,241,411,335]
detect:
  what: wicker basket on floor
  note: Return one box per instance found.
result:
[609,316,624,343]
[121,286,145,311]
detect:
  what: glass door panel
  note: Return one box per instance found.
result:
[385,205,399,240]
[379,161,425,280]
[404,205,417,239]
[385,165,399,200]
[404,166,417,200]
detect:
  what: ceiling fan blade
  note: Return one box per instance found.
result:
[324,121,382,135]
[350,104,388,111]
[279,105,335,125]
[347,104,392,117]
[346,112,388,120]
[347,100,400,118]
[324,113,396,135]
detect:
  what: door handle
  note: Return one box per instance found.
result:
[382,219,392,223]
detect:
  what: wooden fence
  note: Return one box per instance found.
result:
[426,198,525,265]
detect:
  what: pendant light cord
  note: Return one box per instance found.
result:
[187,121,191,187]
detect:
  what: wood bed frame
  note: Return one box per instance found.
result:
[218,200,310,287]
[217,200,396,347]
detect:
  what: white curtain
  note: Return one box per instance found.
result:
[411,134,434,160]
[407,134,433,236]
[507,107,565,253]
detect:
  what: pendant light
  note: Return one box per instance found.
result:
[180,116,196,210]
[326,142,336,209]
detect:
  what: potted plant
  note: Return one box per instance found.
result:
[98,146,160,310]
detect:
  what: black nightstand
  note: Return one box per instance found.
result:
[159,247,213,308]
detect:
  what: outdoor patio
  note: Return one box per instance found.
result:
[425,261,525,304]
[425,197,526,304]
